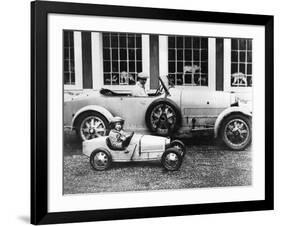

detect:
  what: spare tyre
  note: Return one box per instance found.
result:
[145,99,181,136]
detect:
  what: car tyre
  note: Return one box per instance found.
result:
[220,114,252,151]
[145,100,181,136]
[161,148,183,171]
[90,149,112,171]
[76,111,109,141]
[170,140,185,156]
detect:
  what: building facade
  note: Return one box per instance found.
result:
[63,30,252,100]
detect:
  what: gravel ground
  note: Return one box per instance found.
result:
[63,132,252,194]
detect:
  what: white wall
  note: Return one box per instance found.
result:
[0,0,279,226]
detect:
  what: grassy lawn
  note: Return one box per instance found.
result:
[63,132,251,194]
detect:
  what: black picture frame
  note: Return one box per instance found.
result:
[31,1,274,224]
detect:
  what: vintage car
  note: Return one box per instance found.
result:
[64,76,252,151]
[83,133,185,171]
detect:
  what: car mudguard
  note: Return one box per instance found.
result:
[72,105,114,130]
[214,106,252,138]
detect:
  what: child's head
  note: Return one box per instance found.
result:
[110,116,124,131]
[115,122,122,131]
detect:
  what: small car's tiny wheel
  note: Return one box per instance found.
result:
[76,111,109,141]
[170,140,185,156]
[146,101,181,136]
[90,149,112,171]
[161,148,183,171]
[220,114,252,151]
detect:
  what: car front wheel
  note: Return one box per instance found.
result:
[161,148,183,171]
[90,149,112,171]
[76,112,109,141]
[220,114,252,151]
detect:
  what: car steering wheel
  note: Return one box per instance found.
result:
[155,84,163,95]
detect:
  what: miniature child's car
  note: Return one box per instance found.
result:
[83,133,185,171]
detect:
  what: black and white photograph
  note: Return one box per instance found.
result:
[28,1,274,224]
[63,30,253,194]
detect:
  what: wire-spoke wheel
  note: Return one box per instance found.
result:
[76,112,109,141]
[221,114,251,151]
[161,148,183,171]
[146,101,181,136]
[90,149,112,171]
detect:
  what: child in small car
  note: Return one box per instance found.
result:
[108,116,134,152]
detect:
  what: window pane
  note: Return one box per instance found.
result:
[247,51,252,62]
[112,49,118,60]
[201,50,208,61]
[129,73,136,85]
[201,62,208,73]
[193,38,200,48]
[184,73,192,84]
[247,64,252,74]
[103,61,110,72]
[120,49,127,60]
[120,61,127,72]
[184,50,192,61]
[168,37,176,48]
[128,35,135,48]
[231,63,238,73]
[64,72,70,84]
[231,51,238,62]
[231,39,238,50]
[176,36,183,48]
[119,35,127,48]
[129,61,135,72]
[136,49,142,60]
[129,49,135,60]
[168,74,176,86]
[177,62,183,72]
[112,61,118,72]
[247,76,252,87]
[184,37,192,48]
[200,74,208,86]
[102,34,110,47]
[194,50,200,61]
[103,49,110,60]
[104,73,111,85]
[239,51,246,62]
[239,63,246,73]
[168,49,176,60]
[247,40,252,50]
[112,73,119,85]
[239,39,246,49]
[177,50,183,60]
[201,38,208,49]
[176,74,183,85]
[111,35,118,48]
[137,61,142,72]
[169,62,176,73]
[136,36,142,47]
[194,73,200,85]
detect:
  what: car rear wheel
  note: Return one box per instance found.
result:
[90,149,112,171]
[220,114,252,151]
[146,101,181,136]
[161,148,183,171]
[76,112,109,141]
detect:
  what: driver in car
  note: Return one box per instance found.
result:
[132,72,148,96]
[108,116,134,152]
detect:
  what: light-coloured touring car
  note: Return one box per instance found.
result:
[83,133,185,171]
[64,76,252,151]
